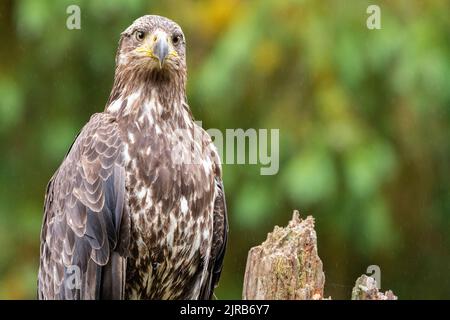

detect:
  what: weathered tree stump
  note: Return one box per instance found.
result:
[243,211,325,299]
[242,210,397,300]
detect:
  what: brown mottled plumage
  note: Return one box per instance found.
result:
[38,15,228,300]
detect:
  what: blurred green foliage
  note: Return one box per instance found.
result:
[0,0,449,299]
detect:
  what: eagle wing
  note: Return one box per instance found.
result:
[38,113,130,300]
[200,177,229,299]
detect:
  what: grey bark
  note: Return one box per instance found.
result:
[243,211,325,299]
[242,210,397,300]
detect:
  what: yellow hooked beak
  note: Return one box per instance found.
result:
[136,30,178,68]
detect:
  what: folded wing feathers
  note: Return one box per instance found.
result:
[38,113,128,299]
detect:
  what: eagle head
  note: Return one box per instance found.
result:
[115,15,186,77]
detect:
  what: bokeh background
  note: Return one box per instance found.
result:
[0,0,449,299]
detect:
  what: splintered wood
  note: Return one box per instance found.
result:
[243,211,325,300]
[242,210,397,300]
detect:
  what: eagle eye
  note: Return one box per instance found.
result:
[135,30,145,41]
[171,34,182,45]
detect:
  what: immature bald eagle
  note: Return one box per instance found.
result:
[38,15,228,300]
